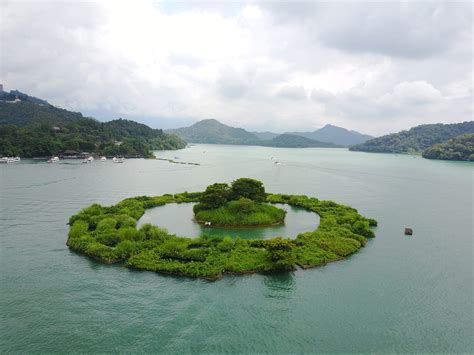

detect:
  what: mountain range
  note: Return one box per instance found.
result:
[253,124,373,146]
[169,119,371,148]
[2,88,471,161]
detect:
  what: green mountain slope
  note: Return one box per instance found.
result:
[261,134,339,148]
[422,134,474,161]
[350,121,474,154]
[288,124,373,146]
[252,131,280,141]
[169,119,260,145]
[0,97,186,158]
[0,101,84,126]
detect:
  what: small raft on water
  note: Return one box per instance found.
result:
[405,228,413,236]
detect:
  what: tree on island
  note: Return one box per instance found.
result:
[229,178,266,202]
[200,183,230,209]
[197,178,266,211]
[193,178,285,227]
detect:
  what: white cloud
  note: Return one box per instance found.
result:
[380,81,443,106]
[0,0,472,135]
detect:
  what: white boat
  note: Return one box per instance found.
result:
[112,157,125,163]
[48,156,59,163]
[82,156,94,164]
[100,156,107,161]
[274,160,282,165]
[0,156,21,163]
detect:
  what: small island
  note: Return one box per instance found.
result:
[194,178,286,227]
[66,178,377,280]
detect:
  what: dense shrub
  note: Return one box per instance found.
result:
[96,217,117,231]
[266,237,296,271]
[68,220,89,239]
[227,198,257,214]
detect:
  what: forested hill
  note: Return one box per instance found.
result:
[169,119,260,145]
[349,121,474,154]
[0,99,186,158]
[0,100,84,126]
[287,124,373,146]
[260,134,339,148]
[422,134,474,161]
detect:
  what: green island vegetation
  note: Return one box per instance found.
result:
[67,178,377,280]
[422,133,474,161]
[0,92,186,158]
[193,179,286,226]
[350,121,474,157]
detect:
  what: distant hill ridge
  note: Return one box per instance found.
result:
[252,124,373,146]
[169,119,347,148]
[0,89,49,106]
[286,124,374,146]
[260,134,337,148]
[350,121,474,154]
[170,119,259,145]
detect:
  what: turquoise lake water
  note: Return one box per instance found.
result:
[0,145,472,352]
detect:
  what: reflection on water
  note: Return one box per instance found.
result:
[263,273,296,299]
[137,203,320,239]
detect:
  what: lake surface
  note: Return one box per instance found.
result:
[137,203,319,239]
[1,145,472,352]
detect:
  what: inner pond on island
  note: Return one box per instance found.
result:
[137,203,320,239]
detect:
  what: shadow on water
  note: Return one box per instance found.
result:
[262,272,296,299]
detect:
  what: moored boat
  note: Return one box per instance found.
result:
[0,156,21,163]
[48,156,59,163]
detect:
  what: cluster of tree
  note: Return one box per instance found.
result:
[194,178,266,212]
[350,121,474,157]
[0,101,186,157]
[422,134,474,161]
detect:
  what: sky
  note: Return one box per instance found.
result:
[1,0,472,135]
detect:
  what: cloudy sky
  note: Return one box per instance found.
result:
[1,1,472,135]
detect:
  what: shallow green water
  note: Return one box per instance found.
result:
[1,145,472,352]
[138,203,319,239]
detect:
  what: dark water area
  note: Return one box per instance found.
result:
[1,145,472,352]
